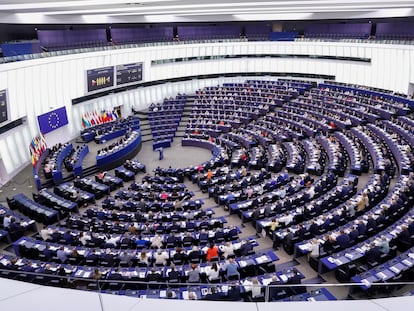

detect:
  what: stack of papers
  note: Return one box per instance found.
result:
[377,272,387,280]
[390,266,400,274]
[256,255,268,264]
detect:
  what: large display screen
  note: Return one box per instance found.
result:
[86,66,114,92]
[116,62,143,86]
[0,89,8,124]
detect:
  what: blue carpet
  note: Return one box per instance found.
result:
[275,260,299,271]
[302,276,326,284]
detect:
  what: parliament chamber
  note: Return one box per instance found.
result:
[1,1,414,311]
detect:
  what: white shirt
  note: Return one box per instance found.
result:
[206,267,220,280]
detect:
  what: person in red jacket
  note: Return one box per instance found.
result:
[206,242,220,261]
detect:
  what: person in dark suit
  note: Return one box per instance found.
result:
[295,224,307,241]
[102,248,115,266]
[322,235,335,255]
[166,233,179,248]
[202,286,225,301]
[226,226,239,241]
[357,220,368,237]
[376,210,387,227]
[43,243,54,261]
[366,215,378,233]
[365,243,381,264]
[407,218,414,236]
[331,213,341,226]
[22,261,36,273]
[283,229,294,253]
[397,225,411,250]
[320,216,331,232]
[309,220,320,237]
[147,267,162,282]
[268,275,285,301]
[348,226,359,243]
[173,247,188,264]
[108,267,123,280]
[51,230,62,243]
[239,240,254,256]
[85,249,99,265]
[188,246,202,263]
[182,232,195,246]
[227,282,242,301]
[167,264,182,283]
[335,230,350,249]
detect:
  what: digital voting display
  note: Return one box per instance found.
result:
[116,62,143,86]
[86,66,114,92]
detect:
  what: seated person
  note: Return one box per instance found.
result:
[188,246,202,263]
[225,257,240,280]
[206,262,220,282]
[187,263,200,283]
[206,243,220,261]
[365,242,381,264]
[335,230,350,249]
[154,248,169,266]
[238,240,254,256]
[172,247,188,264]
[147,267,162,283]
[167,263,182,283]
[202,286,225,301]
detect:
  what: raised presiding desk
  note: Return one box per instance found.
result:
[73,145,89,177]
[95,126,139,144]
[52,143,73,184]
[96,131,141,168]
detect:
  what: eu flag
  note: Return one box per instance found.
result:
[37,106,69,134]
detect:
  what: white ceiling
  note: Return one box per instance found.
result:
[0,0,414,24]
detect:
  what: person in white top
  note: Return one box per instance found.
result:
[307,238,320,261]
[40,226,53,241]
[154,248,169,266]
[220,242,235,259]
[206,262,220,282]
[251,277,263,298]
[280,212,293,226]
[151,234,164,249]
